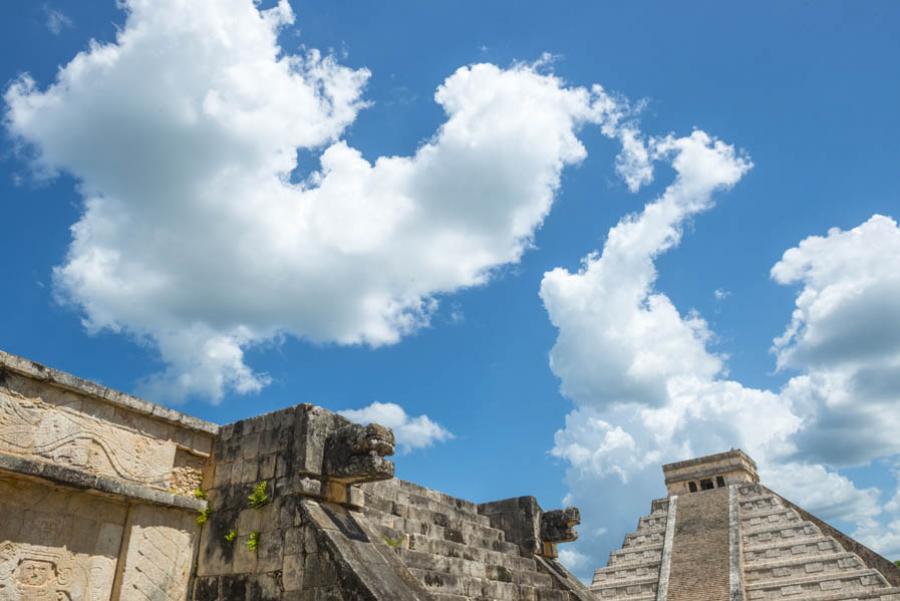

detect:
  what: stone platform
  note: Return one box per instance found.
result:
[0,350,590,601]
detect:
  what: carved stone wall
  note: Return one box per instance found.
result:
[0,351,218,601]
[116,505,198,601]
[0,475,126,601]
[0,363,214,495]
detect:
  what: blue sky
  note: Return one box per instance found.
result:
[2,0,900,576]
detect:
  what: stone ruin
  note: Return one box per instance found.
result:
[0,350,592,600]
[591,449,900,601]
[1,350,898,601]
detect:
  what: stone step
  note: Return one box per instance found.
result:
[741,505,799,523]
[636,514,667,532]
[362,479,482,517]
[363,485,485,524]
[622,529,665,548]
[365,495,493,528]
[745,569,889,601]
[592,593,656,601]
[393,479,482,514]
[408,567,567,600]
[590,574,659,599]
[592,560,661,585]
[363,505,508,547]
[650,498,669,514]
[399,549,553,588]
[406,533,531,569]
[743,536,843,563]
[799,586,900,601]
[745,552,868,583]
[368,518,513,555]
[743,511,804,532]
[737,491,782,512]
[743,520,820,544]
[608,543,663,566]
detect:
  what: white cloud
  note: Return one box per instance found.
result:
[771,217,900,466]
[541,131,750,411]
[772,215,900,372]
[44,5,73,35]
[6,0,630,402]
[713,288,731,301]
[540,122,900,576]
[558,548,592,577]
[338,402,453,453]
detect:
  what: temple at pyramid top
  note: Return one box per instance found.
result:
[591,449,900,601]
[663,448,759,495]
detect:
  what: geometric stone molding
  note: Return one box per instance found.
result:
[115,505,198,601]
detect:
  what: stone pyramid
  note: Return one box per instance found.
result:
[591,450,900,601]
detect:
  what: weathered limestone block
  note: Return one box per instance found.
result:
[0,354,216,497]
[0,475,126,601]
[115,504,198,601]
[0,387,175,488]
[478,496,542,556]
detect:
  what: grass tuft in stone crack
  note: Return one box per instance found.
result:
[196,506,211,526]
[193,487,207,500]
[225,529,237,543]
[247,531,260,552]
[248,481,269,508]
[383,535,403,549]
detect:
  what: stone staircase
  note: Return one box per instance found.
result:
[590,498,669,600]
[737,484,900,601]
[359,479,580,601]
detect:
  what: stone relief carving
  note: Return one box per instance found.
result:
[0,545,89,601]
[540,507,581,544]
[119,507,194,601]
[323,423,395,484]
[0,391,174,488]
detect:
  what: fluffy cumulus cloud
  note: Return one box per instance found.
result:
[540,125,900,576]
[773,216,900,466]
[338,401,454,454]
[5,0,639,402]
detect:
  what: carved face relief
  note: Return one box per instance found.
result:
[0,547,87,601]
[16,560,52,587]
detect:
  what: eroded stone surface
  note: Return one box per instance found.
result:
[0,475,125,601]
[117,505,197,601]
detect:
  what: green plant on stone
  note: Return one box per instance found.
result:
[224,529,237,543]
[247,531,260,552]
[383,535,403,549]
[196,506,211,526]
[248,481,269,508]
[193,487,207,500]
[895,560,900,568]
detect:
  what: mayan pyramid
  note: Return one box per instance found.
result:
[591,450,900,601]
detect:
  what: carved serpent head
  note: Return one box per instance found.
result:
[540,506,581,544]
[324,423,396,484]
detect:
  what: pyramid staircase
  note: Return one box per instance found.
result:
[737,484,900,601]
[360,479,589,601]
[590,498,669,601]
